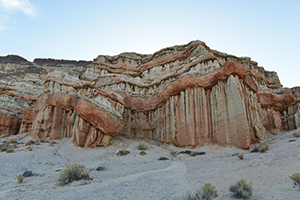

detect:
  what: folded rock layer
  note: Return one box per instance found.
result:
[0,41,299,149]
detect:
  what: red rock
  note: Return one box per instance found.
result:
[19,107,35,134]
[0,111,21,136]
[29,86,124,147]
[258,90,295,112]
[75,100,124,137]
[1,40,299,149]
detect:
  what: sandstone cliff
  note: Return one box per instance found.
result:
[1,41,299,149]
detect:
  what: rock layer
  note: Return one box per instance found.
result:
[1,41,299,149]
[28,71,125,147]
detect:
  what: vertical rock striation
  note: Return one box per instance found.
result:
[1,41,299,149]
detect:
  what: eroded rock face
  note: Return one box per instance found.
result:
[1,40,299,149]
[29,71,124,147]
[0,110,21,135]
[0,57,91,137]
[82,41,300,149]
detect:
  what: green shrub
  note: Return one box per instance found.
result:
[184,182,218,200]
[257,143,269,153]
[293,131,300,138]
[59,163,91,186]
[289,172,300,186]
[137,143,148,150]
[200,182,218,200]
[229,179,253,199]
[16,174,24,183]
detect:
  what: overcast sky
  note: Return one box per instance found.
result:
[0,0,299,87]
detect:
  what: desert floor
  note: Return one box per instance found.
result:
[0,130,300,200]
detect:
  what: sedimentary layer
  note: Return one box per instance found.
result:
[1,41,299,149]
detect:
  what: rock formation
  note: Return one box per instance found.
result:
[0,41,299,149]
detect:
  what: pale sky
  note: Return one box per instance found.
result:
[0,0,299,87]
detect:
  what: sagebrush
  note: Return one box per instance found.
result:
[293,131,300,138]
[229,179,253,199]
[184,182,218,200]
[257,143,269,153]
[6,148,14,153]
[137,143,148,150]
[8,139,17,144]
[289,172,300,186]
[59,163,91,185]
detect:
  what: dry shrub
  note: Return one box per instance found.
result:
[257,143,269,153]
[137,143,148,150]
[9,139,17,144]
[59,163,91,186]
[116,150,130,156]
[237,153,244,160]
[6,148,14,153]
[184,182,218,200]
[229,179,253,199]
[293,131,300,138]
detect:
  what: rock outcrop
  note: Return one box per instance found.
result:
[0,56,90,137]
[29,71,125,147]
[1,41,299,149]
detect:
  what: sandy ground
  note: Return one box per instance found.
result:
[0,131,300,200]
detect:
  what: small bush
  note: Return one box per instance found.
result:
[289,172,300,186]
[293,131,300,138]
[257,143,269,153]
[184,182,218,200]
[6,148,14,153]
[140,150,146,156]
[137,143,148,150]
[96,166,107,171]
[116,150,130,156]
[0,143,8,152]
[0,134,9,138]
[237,153,244,160]
[16,174,24,183]
[201,182,218,200]
[229,179,253,199]
[8,138,17,144]
[185,192,200,200]
[59,163,91,186]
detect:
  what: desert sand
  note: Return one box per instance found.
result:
[0,131,300,200]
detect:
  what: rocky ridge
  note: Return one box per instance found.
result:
[1,41,299,149]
